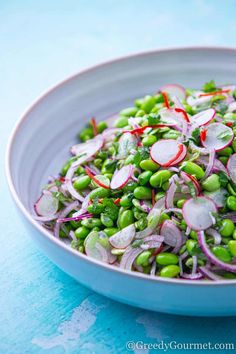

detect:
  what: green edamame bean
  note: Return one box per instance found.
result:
[212,246,232,263]
[89,187,110,199]
[160,265,180,278]
[114,116,129,128]
[87,203,104,215]
[101,159,116,174]
[133,208,146,220]
[140,159,159,171]
[228,240,236,257]
[135,217,147,231]
[123,181,138,192]
[136,251,152,266]
[120,194,133,207]
[61,159,75,176]
[176,199,186,208]
[159,213,170,223]
[79,127,94,141]
[220,219,235,237]
[81,218,102,229]
[134,186,152,200]
[75,226,90,239]
[103,227,119,237]
[120,106,138,117]
[180,219,187,231]
[202,174,221,192]
[93,158,103,168]
[118,210,134,229]
[142,135,157,147]
[227,196,236,211]
[217,147,233,157]
[96,121,107,133]
[73,175,91,190]
[227,183,236,196]
[156,253,179,265]
[135,109,146,117]
[218,156,228,165]
[162,130,181,139]
[138,171,153,185]
[124,155,135,165]
[182,161,205,179]
[101,213,114,227]
[232,138,236,152]
[150,170,172,188]
[190,230,198,240]
[162,181,169,191]
[141,95,156,113]
[155,191,165,201]
[186,239,197,255]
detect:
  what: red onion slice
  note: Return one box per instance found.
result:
[120,247,144,270]
[165,175,179,208]
[150,140,186,167]
[180,171,201,196]
[199,266,223,280]
[109,224,135,249]
[191,108,216,127]
[54,201,79,238]
[202,149,215,179]
[181,272,203,280]
[160,220,183,253]
[227,153,236,183]
[183,196,217,231]
[34,191,59,217]
[160,84,186,100]
[198,231,236,273]
[65,163,85,202]
[110,165,134,189]
[206,228,221,245]
[201,123,233,151]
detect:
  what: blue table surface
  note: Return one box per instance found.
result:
[1,1,236,353]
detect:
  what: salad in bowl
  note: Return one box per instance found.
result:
[34,80,236,282]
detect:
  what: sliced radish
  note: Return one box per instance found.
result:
[84,231,115,263]
[117,132,137,158]
[200,123,233,151]
[187,92,212,107]
[160,84,186,100]
[227,153,236,183]
[150,140,186,167]
[71,136,103,156]
[110,165,133,189]
[180,171,201,195]
[172,95,184,109]
[204,188,228,208]
[109,224,135,249]
[227,101,236,113]
[191,108,216,127]
[159,109,183,126]
[183,196,217,231]
[34,191,59,216]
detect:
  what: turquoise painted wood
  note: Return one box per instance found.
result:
[1,1,236,353]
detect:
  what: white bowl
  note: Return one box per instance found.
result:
[6,47,236,316]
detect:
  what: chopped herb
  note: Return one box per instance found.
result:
[133,146,150,166]
[190,127,201,145]
[218,171,229,187]
[217,130,232,141]
[101,198,119,221]
[202,80,218,93]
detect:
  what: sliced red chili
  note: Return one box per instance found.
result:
[125,124,169,135]
[200,129,207,141]
[161,91,170,109]
[226,122,233,127]
[90,117,98,136]
[85,167,110,189]
[162,144,184,167]
[114,198,121,205]
[59,177,65,183]
[174,108,190,123]
[199,89,230,97]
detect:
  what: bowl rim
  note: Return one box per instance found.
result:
[6,45,236,286]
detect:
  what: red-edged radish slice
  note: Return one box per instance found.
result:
[160,84,186,100]
[159,109,183,126]
[171,145,187,165]
[70,136,104,156]
[110,165,133,189]
[204,189,228,208]
[183,196,217,231]
[109,224,135,249]
[227,102,236,113]
[191,108,216,127]
[200,123,233,151]
[187,93,212,107]
[180,171,201,195]
[150,140,186,167]
[117,132,137,158]
[85,231,114,263]
[150,139,185,167]
[227,153,236,183]
[34,191,59,216]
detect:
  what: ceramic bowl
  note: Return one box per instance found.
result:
[6,47,236,316]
